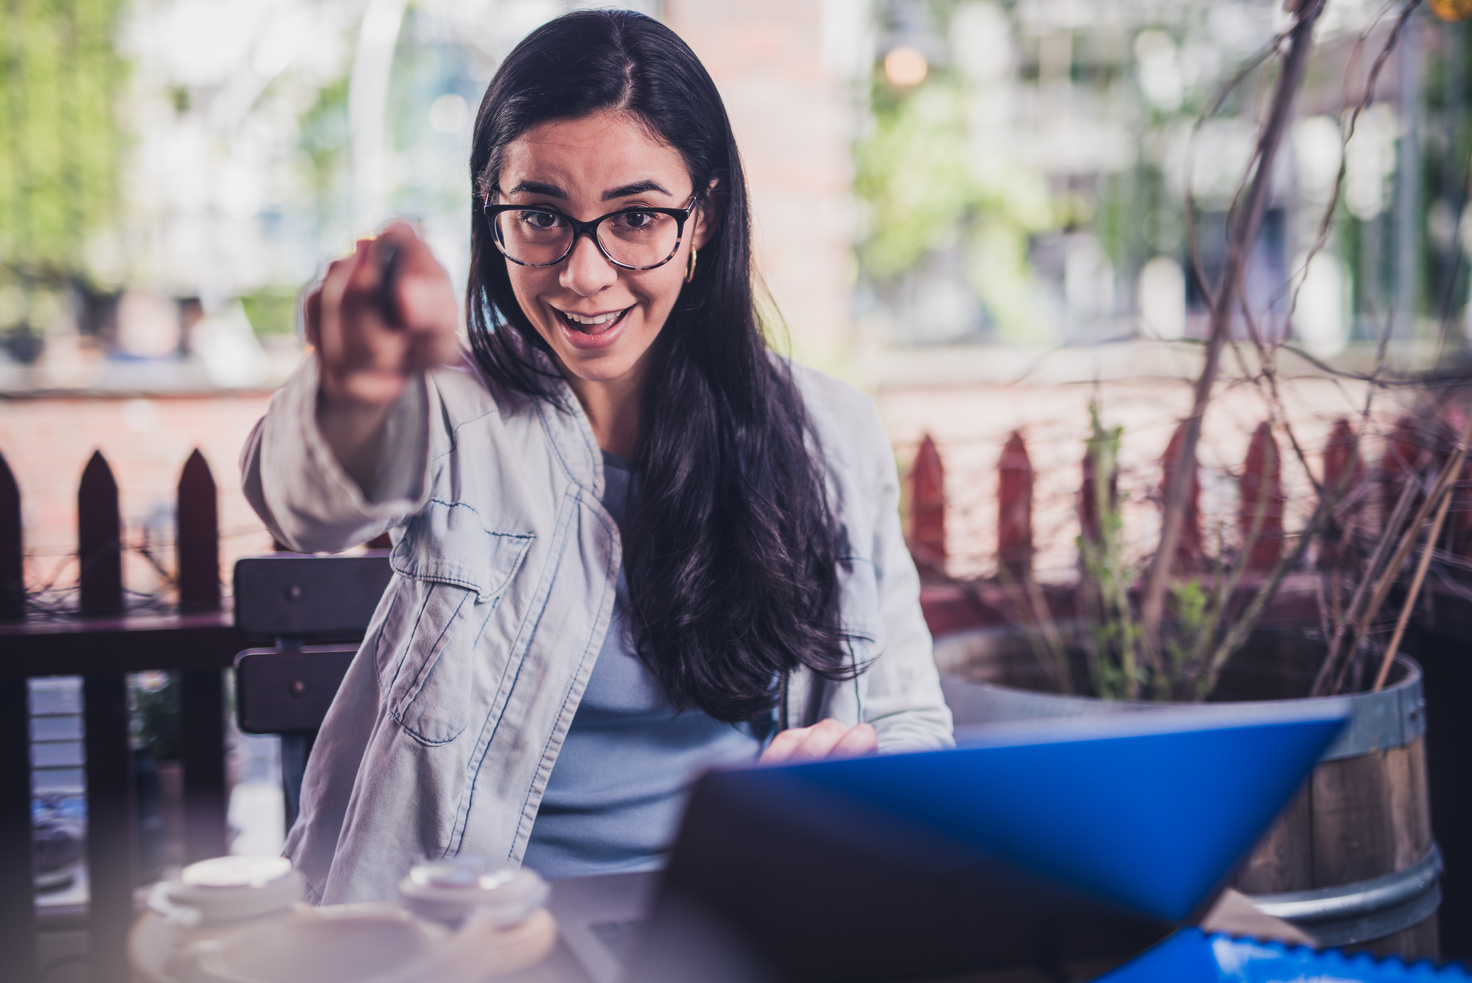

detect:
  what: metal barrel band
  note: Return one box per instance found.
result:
[1318,659,1424,762]
[1245,843,1443,947]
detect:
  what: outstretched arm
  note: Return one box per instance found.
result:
[309,224,460,495]
[241,224,460,553]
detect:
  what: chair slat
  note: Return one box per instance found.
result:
[233,554,393,637]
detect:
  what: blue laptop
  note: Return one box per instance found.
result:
[591,701,1350,983]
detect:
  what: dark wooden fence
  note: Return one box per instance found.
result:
[0,447,240,983]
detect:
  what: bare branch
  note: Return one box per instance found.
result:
[1372,468,1457,691]
[1320,413,1472,695]
[1142,0,1330,658]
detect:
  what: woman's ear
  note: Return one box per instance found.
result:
[692,177,723,251]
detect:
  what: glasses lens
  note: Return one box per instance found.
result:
[596,210,682,269]
[492,208,573,265]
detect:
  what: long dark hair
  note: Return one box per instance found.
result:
[467,10,854,723]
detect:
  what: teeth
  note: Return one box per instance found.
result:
[562,310,622,325]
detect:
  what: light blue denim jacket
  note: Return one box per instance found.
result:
[240,352,954,905]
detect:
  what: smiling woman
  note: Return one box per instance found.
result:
[241,9,952,905]
[484,112,711,456]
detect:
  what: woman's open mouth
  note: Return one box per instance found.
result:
[554,305,632,351]
[558,307,630,334]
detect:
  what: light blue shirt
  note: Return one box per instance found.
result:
[521,451,764,878]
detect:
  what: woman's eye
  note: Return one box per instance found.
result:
[520,210,562,230]
[617,211,655,229]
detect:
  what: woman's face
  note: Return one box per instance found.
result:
[494,111,711,394]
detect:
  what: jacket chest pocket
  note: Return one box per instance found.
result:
[376,502,534,745]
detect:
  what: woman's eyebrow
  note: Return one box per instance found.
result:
[506,180,566,199]
[603,180,671,200]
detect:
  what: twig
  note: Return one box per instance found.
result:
[1197,461,1341,698]
[1181,31,1293,303]
[1372,472,1456,691]
[1281,0,1423,334]
[1184,427,1276,676]
[1434,130,1472,363]
[1142,0,1329,661]
[1175,0,1419,695]
[1329,412,1472,694]
[995,561,1072,695]
[1232,281,1323,497]
[1194,416,1364,699]
[1309,451,1420,694]
[1024,573,1071,694]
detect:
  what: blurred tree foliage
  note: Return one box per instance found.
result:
[239,285,300,337]
[0,0,128,290]
[854,67,1057,342]
[298,75,351,232]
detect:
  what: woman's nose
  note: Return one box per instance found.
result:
[559,233,618,296]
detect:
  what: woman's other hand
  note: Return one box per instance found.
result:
[306,222,460,492]
[758,719,877,764]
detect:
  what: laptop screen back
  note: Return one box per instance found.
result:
[627,702,1348,983]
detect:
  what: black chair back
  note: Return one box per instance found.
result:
[232,552,393,827]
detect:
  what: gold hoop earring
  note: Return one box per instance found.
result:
[685,247,698,284]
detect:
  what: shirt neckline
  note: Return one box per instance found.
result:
[601,449,636,473]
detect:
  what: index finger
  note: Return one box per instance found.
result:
[760,725,821,765]
[833,723,877,757]
[373,223,461,361]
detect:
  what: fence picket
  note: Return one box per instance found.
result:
[1380,416,1426,531]
[83,674,136,983]
[1241,422,1285,573]
[76,450,136,980]
[175,450,229,860]
[1320,417,1363,570]
[998,431,1033,580]
[909,434,946,572]
[177,450,220,613]
[0,451,21,621]
[1161,421,1203,572]
[0,454,33,982]
[78,450,122,616]
[0,677,35,983]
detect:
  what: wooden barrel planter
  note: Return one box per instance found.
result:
[935,628,1440,960]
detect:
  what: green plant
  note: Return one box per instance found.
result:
[1076,403,1140,699]
[1054,400,1252,701]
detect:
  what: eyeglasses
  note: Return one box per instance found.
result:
[482,195,699,271]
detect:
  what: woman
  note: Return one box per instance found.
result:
[243,9,952,905]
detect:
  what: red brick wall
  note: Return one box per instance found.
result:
[0,390,277,606]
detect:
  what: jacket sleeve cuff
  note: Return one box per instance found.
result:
[252,357,430,553]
